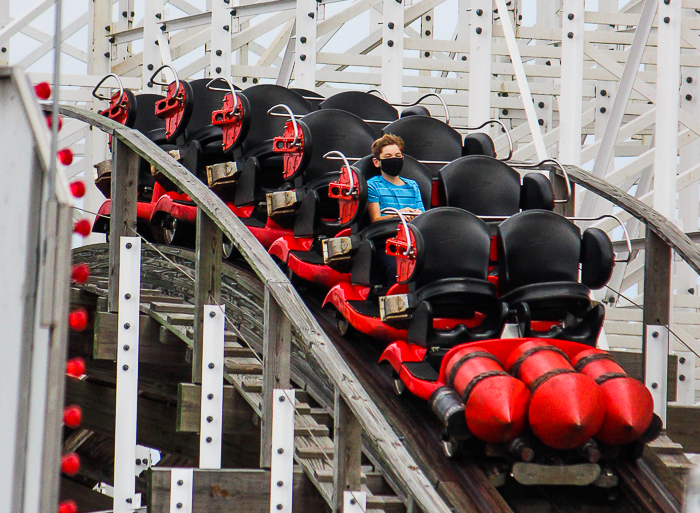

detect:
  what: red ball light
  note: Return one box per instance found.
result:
[65,357,85,377]
[58,500,78,513]
[58,148,73,166]
[73,219,91,237]
[69,180,86,198]
[34,82,51,100]
[60,453,80,476]
[63,406,82,429]
[45,114,63,131]
[68,309,88,332]
[71,264,90,283]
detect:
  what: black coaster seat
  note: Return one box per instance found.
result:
[463,132,496,158]
[131,93,168,144]
[438,156,554,219]
[349,218,403,287]
[400,208,508,348]
[496,210,614,346]
[382,116,463,177]
[320,91,398,136]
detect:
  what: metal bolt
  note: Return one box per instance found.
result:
[209,311,216,318]
[424,51,430,57]
[123,345,130,351]
[680,374,686,381]
[350,499,357,505]
[131,11,135,17]
[476,8,483,15]
[600,89,607,96]
[126,242,132,249]
[155,13,162,19]
[209,362,215,369]
[426,15,431,21]
[277,481,283,487]
[680,357,687,364]
[664,16,670,23]
[207,416,213,423]
[567,32,574,38]
[136,458,142,465]
[125,293,131,300]
[147,82,153,88]
[223,25,230,31]
[690,288,696,294]
[109,36,116,43]
[122,10,128,17]
[177,480,184,486]
[652,331,659,338]
[242,77,247,82]
[206,437,212,443]
[216,50,222,56]
[176,503,182,509]
[476,27,483,34]
[664,0,670,4]
[651,382,658,389]
[276,505,283,511]
[123,365,129,371]
[308,12,314,18]
[216,67,222,73]
[502,109,509,116]
[147,64,154,70]
[253,78,259,84]
[124,323,130,330]
[208,393,214,400]
[538,118,544,126]
[687,94,693,101]
[278,448,284,454]
[1,47,6,53]
[425,30,431,36]
[568,13,574,20]
[538,101,545,108]
[387,22,395,29]
[279,395,285,402]
[126,498,132,504]
[687,76,694,83]
[155,40,159,45]
[300,54,307,60]
[387,40,394,47]
[461,56,467,61]
[599,107,607,114]
[545,60,551,66]
[104,52,110,58]
[300,36,307,43]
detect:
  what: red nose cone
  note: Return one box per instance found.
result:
[61,453,80,476]
[45,114,63,131]
[71,264,90,283]
[73,219,91,237]
[596,378,654,445]
[68,309,88,331]
[58,148,74,165]
[465,376,530,443]
[529,373,604,449]
[70,180,86,198]
[58,500,78,513]
[63,405,82,428]
[66,357,85,377]
[34,82,51,100]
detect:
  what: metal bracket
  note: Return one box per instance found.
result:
[266,190,301,217]
[270,389,295,512]
[114,237,142,513]
[343,491,367,512]
[379,293,416,322]
[645,325,669,425]
[200,305,225,469]
[206,162,239,188]
[322,236,354,264]
[170,468,193,513]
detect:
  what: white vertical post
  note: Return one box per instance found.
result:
[558,0,584,165]
[381,0,404,103]
[210,0,232,79]
[675,351,696,406]
[199,305,225,469]
[270,389,295,513]
[170,468,193,513]
[0,0,9,65]
[295,0,318,90]
[343,491,367,513]
[654,0,681,220]
[142,0,164,91]
[114,236,141,513]
[645,325,669,425]
[468,0,492,127]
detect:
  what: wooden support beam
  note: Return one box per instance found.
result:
[93,310,188,363]
[65,377,259,467]
[642,230,672,379]
[108,139,139,312]
[333,388,362,513]
[666,405,700,453]
[193,209,223,383]
[148,468,327,513]
[176,382,257,435]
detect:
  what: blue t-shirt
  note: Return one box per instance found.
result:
[367,176,425,212]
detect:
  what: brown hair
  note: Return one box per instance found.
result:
[371,133,404,159]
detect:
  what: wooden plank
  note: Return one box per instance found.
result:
[193,209,223,383]
[333,388,362,513]
[260,287,292,468]
[666,404,700,453]
[108,138,138,312]
[176,382,257,435]
[147,468,327,513]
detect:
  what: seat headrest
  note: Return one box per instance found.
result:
[409,207,492,288]
[383,117,462,177]
[463,133,496,158]
[400,106,431,118]
[320,91,398,124]
[520,173,555,211]
[438,156,521,216]
[238,85,313,156]
[496,210,583,295]
[580,228,614,289]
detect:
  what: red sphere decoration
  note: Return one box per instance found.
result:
[58,500,78,513]
[45,115,63,132]
[63,405,82,429]
[58,148,74,166]
[73,219,91,237]
[68,309,88,332]
[65,357,85,377]
[71,264,90,283]
[60,453,80,476]
[34,82,51,100]
[69,180,86,198]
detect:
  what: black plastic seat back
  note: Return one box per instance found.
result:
[463,133,496,158]
[238,85,313,157]
[354,154,433,211]
[132,94,167,142]
[321,91,398,135]
[383,117,462,176]
[297,109,376,183]
[400,106,431,118]
[410,208,492,289]
[183,78,227,141]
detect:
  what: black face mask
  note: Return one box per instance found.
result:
[380,157,404,177]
